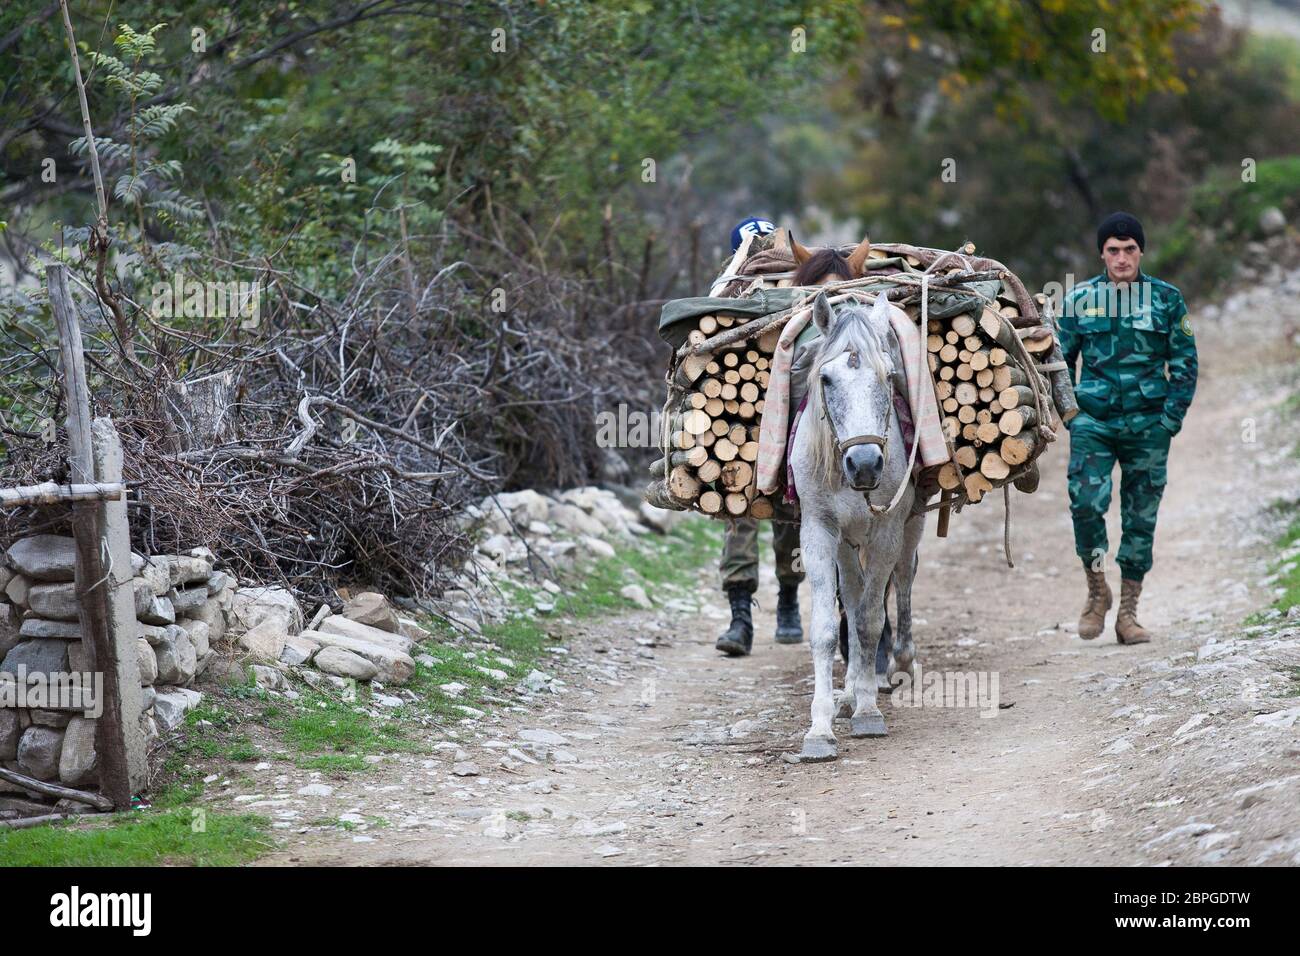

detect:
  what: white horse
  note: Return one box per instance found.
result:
[789,290,925,762]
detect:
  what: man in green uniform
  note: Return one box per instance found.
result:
[1058,212,1198,644]
[715,515,805,655]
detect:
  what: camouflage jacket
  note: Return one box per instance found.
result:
[1057,271,1198,434]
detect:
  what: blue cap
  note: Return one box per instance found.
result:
[730,217,776,253]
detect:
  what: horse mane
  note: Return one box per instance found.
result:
[803,301,892,491]
[793,248,853,286]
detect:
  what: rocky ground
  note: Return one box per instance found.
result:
[150,260,1300,866]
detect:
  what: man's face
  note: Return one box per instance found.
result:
[1102,237,1142,283]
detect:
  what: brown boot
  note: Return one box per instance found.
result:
[1078,569,1111,640]
[1115,578,1151,645]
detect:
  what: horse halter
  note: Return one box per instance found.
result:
[818,347,894,462]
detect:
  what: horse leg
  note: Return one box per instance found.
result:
[839,543,888,738]
[887,515,924,684]
[875,582,893,691]
[835,544,864,720]
[799,524,841,762]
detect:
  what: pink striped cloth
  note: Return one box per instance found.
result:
[755,295,950,496]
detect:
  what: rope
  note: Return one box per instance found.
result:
[1003,482,1015,568]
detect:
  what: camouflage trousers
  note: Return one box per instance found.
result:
[1066,412,1172,583]
[719,516,804,593]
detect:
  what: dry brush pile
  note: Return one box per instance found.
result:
[0,236,657,604]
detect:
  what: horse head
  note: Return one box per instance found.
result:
[805,290,900,492]
[791,234,873,286]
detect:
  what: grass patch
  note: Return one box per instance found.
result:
[404,518,723,722]
[0,808,270,866]
[267,690,422,769]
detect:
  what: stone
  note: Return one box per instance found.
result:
[314,646,379,681]
[157,554,214,587]
[1,638,69,678]
[169,586,209,615]
[250,664,286,690]
[519,669,553,694]
[136,638,158,685]
[620,584,652,609]
[177,618,210,659]
[3,573,30,608]
[238,617,289,663]
[188,599,227,645]
[452,761,481,777]
[136,559,171,597]
[583,536,617,559]
[280,633,321,666]
[297,783,334,797]
[27,582,81,621]
[439,682,467,698]
[341,591,401,633]
[316,615,416,654]
[58,716,98,787]
[1259,206,1287,236]
[138,595,176,626]
[140,686,155,710]
[298,629,414,685]
[205,571,231,595]
[30,710,73,728]
[17,726,63,780]
[548,503,606,538]
[154,627,197,685]
[153,687,202,732]
[0,605,20,659]
[0,709,19,761]
[5,535,77,582]
[518,728,569,746]
[19,617,82,640]
[228,586,302,637]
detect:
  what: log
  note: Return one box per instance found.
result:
[714,438,739,461]
[0,481,125,509]
[738,401,756,419]
[682,409,711,435]
[668,466,701,500]
[672,430,695,450]
[720,460,754,492]
[699,490,723,514]
[1000,430,1040,465]
[724,399,740,415]
[748,496,774,519]
[998,406,1038,436]
[997,385,1034,410]
[700,378,722,398]
[951,313,977,337]
[724,493,748,515]
[964,471,993,503]
[976,421,1000,443]
[980,451,1010,481]
[711,418,730,437]
[728,423,748,446]
[739,441,759,462]
[720,382,737,400]
[704,397,724,417]
[697,459,722,483]
[740,382,760,403]
[937,462,962,490]
[939,343,958,362]
[954,446,977,469]
[954,382,978,405]
[969,349,989,371]
[991,365,1029,392]
[699,315,718,335]
[957,405,976,424]
[0,767,114,811]
[1013,461,1041,494]
[697,429,716,448]
[674,353,711,387]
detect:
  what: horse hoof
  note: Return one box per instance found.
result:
[850,713,887,738]
[835,695,854,719]
[799,736,838,762]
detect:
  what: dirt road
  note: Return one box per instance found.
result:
[247,272,1300,866]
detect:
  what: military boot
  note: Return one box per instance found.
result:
[1115,578,1151,645]
[1079,568,1111,640]
[715,585,754,656]
[774,581,803,644]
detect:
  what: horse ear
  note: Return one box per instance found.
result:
[846,235,872,276]
[811,290,834,334]
[869,291,893,328]
[791,232,813,265]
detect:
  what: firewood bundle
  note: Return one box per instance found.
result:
[925,294,1058,503]
[646,314,782,519]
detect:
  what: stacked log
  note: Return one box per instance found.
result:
[647,313,778,519]
[922,294,1057,503]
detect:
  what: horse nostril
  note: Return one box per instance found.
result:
[843,445,883,488]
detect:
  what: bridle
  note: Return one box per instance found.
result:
[813,280,929,517]
[817,347,894,464]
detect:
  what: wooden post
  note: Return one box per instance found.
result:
[47,263,145,809]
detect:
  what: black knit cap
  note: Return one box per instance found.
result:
[1097,211,1145,252]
